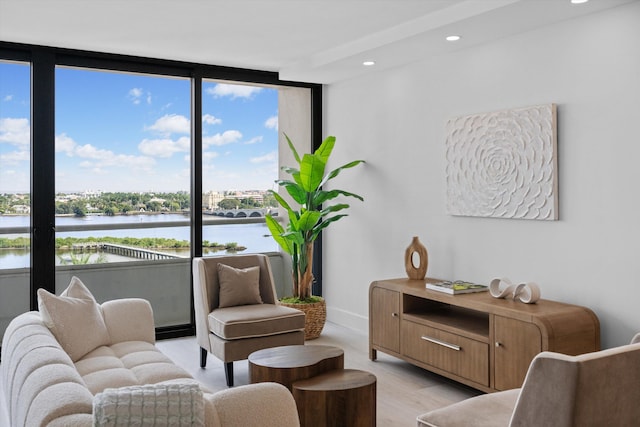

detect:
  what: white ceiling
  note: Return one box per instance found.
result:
[0,0,637,83]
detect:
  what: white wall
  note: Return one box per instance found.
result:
[322,2,640,349]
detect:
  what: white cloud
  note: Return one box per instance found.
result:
[203,151,219,162]
[3,95,13,102]
[250,151,277,164]
[245,136,263,145]
[265,115,278,130]
[203,114,222,125]
[54,132,156,171]
[206,84,263,99]
[0,149,29,164]
[55,133,77,155]
[128,87,143,104]
[74,143,112,160]
[146,114,190,135]
[0,117,30,146]
[203,130,242,148]
[138,136,190,158]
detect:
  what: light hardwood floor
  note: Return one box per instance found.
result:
[157,322,481,426]
[0,322,480,426]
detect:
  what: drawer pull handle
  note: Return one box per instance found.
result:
[421,336,461,351]
[392,312,399,317]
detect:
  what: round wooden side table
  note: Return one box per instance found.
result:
[292,369,377,427]
[248,345,344,391]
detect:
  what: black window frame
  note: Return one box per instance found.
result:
[0,41,322,339]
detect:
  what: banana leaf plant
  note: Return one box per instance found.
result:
[265,134,364,301]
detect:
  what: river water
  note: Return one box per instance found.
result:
[0,213,279,268]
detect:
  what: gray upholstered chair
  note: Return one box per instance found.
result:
[192,254,305,386]
[417,333,640,427]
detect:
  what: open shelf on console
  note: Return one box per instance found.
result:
[402,293,489,342]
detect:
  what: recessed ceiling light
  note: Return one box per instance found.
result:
[363,61,376,66]
[446,35,461,42]
[571,0,589,4]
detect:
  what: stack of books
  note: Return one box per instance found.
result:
[426,280,488,295]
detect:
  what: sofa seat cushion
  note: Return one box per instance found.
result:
[208,304,305,340]
[75,340,194,395]
[416,389,519,427]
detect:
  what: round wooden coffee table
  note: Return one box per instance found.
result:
[293,369,377,427]
[248,345,344,391]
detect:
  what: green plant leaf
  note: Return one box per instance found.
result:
[280,166,299,176]
[268,189,294,213]
[314,136,335,164]
[265,214,293,255]
[314,189,364,206]
[284,133,301,164]
[311,214,348,240]
[299,153,325,192]
[320,203,349,216]
[281,230,305,246]
[282,182,307,205]
[319,159,365,188]
[298,210,321,232]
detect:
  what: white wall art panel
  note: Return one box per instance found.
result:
[445,104,558,220]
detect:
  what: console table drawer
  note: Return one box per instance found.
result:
[401,321,489,386]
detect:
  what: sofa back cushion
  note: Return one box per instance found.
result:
[37,276,111,362]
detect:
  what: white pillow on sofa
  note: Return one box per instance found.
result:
[37,276,111,362]
[93,383,205,427]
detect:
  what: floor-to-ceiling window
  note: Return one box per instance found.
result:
[54,66,193,327]
[0,42,320,341]
[0,59,31,340]
[201,80,279,256]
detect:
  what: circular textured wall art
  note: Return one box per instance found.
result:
[445,104,558,220]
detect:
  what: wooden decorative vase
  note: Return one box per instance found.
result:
[404,236,428,280]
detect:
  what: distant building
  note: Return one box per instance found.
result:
[12,204,30,214]
[205,190,265,210]
[206,191,225,210]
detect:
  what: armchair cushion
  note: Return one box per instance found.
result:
[217,263,263,308]
[208,304,305,340]
[416,390,519,427]
[37,276,111,362]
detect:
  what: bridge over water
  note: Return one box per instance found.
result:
[206,208,272,218]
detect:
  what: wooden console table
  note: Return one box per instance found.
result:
[369,278,600,392]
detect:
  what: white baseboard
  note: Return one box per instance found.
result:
[326,305,369,335]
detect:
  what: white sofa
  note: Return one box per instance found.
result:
[1,277,300,427]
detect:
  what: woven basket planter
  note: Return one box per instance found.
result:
[280,297,326,340]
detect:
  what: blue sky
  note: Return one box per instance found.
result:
[0,61,279,193]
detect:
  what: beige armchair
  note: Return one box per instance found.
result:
[193,254,305,386]
[417,333,640,427]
